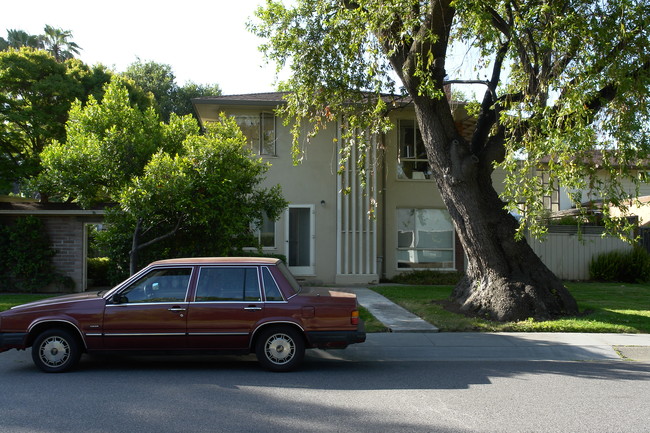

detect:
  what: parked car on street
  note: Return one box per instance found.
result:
[0,257,366,372]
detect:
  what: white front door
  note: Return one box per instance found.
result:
[286,205,315,275]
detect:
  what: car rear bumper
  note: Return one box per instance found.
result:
[0,332,28,353]
[305,321,366,349]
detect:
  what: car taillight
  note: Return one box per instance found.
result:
[351,310,359,325]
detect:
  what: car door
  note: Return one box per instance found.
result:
[102,267,193,350]
[186,266,264,350]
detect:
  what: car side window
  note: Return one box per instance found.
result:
[195,267,261,302]
[118,268,191,303]
[262,267,284,301]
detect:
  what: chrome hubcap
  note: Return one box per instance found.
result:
[265,334,295,364]
[39,336,70,367]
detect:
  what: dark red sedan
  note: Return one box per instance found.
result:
[0,257,365,372]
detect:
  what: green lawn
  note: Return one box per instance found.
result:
[0,294,55,312]
[373,282,650,333]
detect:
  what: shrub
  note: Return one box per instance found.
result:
[87,257,111,287]
[389,270,464,285]
[0,216,61,292]
[589,246,650,283]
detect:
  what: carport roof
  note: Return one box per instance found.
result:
[0,201,109,215]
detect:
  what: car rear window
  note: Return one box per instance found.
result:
[262,267,284,301]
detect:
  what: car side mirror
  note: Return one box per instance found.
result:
[110,294,128,304]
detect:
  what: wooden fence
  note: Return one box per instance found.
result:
[526,226,633,280]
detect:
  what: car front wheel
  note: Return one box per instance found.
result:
[255,326,305,372]
[31,328,82,373]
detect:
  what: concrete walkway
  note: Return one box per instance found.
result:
[340,287,650,362]
[351,288,439,333]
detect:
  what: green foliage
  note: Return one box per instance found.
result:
[109,114,288,273]
[253,0,650,243]
[0,48,112,191]
[37,81,287,277]
[389,270,464,286]
[251,1,395,167]
[123,59,221,121]
[41,25,81,62]
[0,216,68,292]
[87,257,111,287]
[1,26,81,62]
[35,77,178,206]
[171,81,222,119]
[589,247,650,283]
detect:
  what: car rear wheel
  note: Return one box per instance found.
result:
[31,328,82,373]
[255,326,305,372]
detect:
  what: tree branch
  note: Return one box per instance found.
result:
[133,216,184,252]
[471,40,509,158]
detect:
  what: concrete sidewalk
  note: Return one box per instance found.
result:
[340,287,650,362]
[312,332,650,363]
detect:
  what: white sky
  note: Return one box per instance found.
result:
[2,0,486,98]
[0,0,279,95]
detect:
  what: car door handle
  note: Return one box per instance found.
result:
[168,307,187,312]
[244,306,262,311]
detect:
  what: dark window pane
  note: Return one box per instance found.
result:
[120,268,191,303]
[262,267,284,301]
[196,267,261,302]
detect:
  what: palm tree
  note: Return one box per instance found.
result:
[41,25,81,61]
[3,29,42,49]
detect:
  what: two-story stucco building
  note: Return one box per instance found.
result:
[193,92,486,285]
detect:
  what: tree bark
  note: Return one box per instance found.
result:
[414,98,578,321]
[374,0,579,321]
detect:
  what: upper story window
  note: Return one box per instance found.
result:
[234,113,277,156]
[537,170,560,212]
[397,119,432,180]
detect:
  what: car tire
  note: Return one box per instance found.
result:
[31,328,82,373]
[255,326,305,372]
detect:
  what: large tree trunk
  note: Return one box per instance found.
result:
[414,98,579,322]
[372,0,577,321]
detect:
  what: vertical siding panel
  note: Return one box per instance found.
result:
[526,230,632,280]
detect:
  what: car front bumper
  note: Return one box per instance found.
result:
[0,332,28,353]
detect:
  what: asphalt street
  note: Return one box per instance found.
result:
[1,337,649,433]
[1,289,649,432]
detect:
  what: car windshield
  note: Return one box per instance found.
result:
[276,261,302,296]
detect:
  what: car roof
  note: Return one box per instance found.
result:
[149,257,281,266]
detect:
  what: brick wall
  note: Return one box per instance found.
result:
[44,216,85,292]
